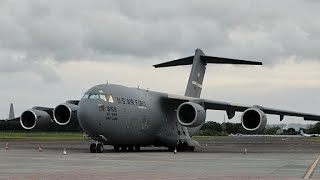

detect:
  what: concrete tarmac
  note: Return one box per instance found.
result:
[1,136,320,179]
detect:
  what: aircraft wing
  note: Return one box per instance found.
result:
[6,117,20,121]
[6,106,54,122]
[167,94,320,121]
[5,100,80,130]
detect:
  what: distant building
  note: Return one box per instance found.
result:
[276,129,284,135]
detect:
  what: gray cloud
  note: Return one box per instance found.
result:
[1,0,319,68]
[0,51,60,82]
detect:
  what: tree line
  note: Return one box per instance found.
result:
[0,119,81,132]
[198,121,320,136]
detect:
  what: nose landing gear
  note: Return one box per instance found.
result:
[90,143,96,153]
[90,142,104,153]
[97,143,104,153]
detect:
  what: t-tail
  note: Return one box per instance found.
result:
[9,103,15,120]
[154,48,262,98]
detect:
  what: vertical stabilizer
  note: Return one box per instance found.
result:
[153,48,262,98]
[9,103,15,119]
[185,49,206,98]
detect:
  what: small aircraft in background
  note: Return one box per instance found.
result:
[0,103,15,121]
[299,128,320,137]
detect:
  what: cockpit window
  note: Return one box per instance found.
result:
[107,95,114,103]
[89,94,99,99]
[100,94,107,101]
[82,94,89,99]
[82,93,113,102]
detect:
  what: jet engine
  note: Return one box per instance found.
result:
[20,109,52,130]
[241,107,267,132]
[177,102,206,127]
[53,103,78,125]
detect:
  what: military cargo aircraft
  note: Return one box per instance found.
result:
[11,49,320,153]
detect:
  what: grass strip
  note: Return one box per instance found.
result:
[192,136,227,141]
[0,132,84,140]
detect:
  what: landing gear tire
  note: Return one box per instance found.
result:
[90,143,97,153]
[188,146,195,152]
[182,142,188,151]
[175,141,195,152]
[128,146,134,152]
[120,146,127,151]
[97,143,104,153]
[134,146,140,152]
[114,145,120,152]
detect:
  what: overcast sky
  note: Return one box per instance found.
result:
[0,0,320,124]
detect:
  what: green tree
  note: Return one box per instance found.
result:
[308,122,320,134]
[283,128,296,135]
[199,121,223,136]
[226,123,247,134]
[265,126,281,135]
[202,121,222,131]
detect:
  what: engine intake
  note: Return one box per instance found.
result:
[20,109,52,130]
[177,102,206,127]
[241,108,267,132]
[54,103,78,125]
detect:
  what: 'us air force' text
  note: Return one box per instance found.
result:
[116,97,147,107]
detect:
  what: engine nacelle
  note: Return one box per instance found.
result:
[20,109,52,130]
[241,108,267,132]
[53,103,78,125]
[177,102,206,127]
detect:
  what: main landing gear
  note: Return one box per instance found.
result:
[90,143,141,153]
[169,141,195,152]
[90,142,104,153]
[113,145,140,152]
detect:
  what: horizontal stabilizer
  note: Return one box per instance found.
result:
[154,54,262,68]
[153,56,193,68]
[201,55,262,65]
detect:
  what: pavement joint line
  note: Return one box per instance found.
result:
[303,154,320,179]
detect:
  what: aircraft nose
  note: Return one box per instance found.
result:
[77,102,96,135]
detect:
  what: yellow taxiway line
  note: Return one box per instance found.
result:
[304,154,320,179]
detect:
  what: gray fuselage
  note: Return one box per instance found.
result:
[77,84,201,147]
